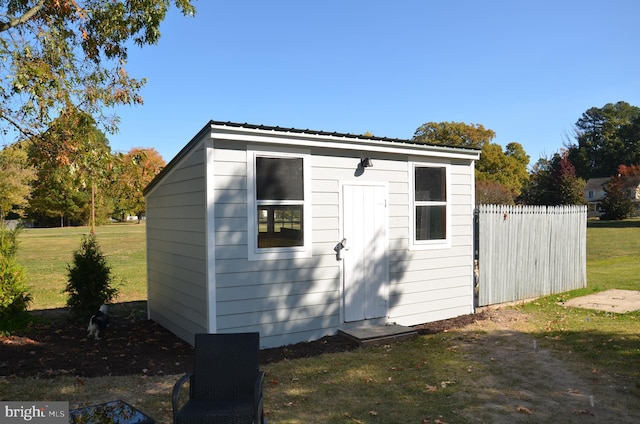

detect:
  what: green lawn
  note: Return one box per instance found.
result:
[16,223,147,310]
[583,218,640,292]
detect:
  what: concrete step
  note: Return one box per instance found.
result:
[338,324,418,347]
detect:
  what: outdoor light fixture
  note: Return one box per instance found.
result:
[360,158,373,168]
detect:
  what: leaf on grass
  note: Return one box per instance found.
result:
[368,410,378,416]
[517,406,533,415]
[343,412,364,423]
[425,384,438,392]
[567,388,580,394]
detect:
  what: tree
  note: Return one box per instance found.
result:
[28,108,113,230]
[110,147,165,221]
[0,1,196,141]
[64,233,119,319]
[0,227,31,332]
[476,142,530,199]
[413,121,495,148]
[412,121,529,203]
[521,151,586,206]
[475,180,515,205]
[599,176,635,220]
[618,163,640,176]
[0,143,36,226]
[0,144,34,332]
[567,101,640,179]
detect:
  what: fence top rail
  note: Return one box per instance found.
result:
[478,204,587,215]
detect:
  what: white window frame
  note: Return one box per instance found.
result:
[409,162,452,250]
[247,147,312,261]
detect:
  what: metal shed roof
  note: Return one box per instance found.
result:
[144,120,481,195]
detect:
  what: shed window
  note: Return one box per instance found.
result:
[256,157,304,247]
[411,163,450,249]
[248,150,311,260]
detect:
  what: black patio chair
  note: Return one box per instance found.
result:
[172,332,265,424]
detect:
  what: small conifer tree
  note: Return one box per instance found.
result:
[64,234,118,318]
[0,227,32,332]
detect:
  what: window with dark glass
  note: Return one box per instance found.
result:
[256,157,304,248]
[414,166,446,241]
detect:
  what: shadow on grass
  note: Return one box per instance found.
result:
[27,300,148,323]
[587,218,640,228]
[536,328,640,380]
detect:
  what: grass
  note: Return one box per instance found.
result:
[16,223,147,309]
[263,335,484,423]
[3,218,640,423]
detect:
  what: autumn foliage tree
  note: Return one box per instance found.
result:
[600,176,636,220]
[28,108,113,230]
[476,142,529,202]
[412,121,529,204]
[597,163,640,220]
[413,121,495,148]
[110,147,165,221]
[521,151,585,206]
[0,0,196,141]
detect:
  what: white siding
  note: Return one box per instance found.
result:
[387,161,475,326]
[211,143,342,347]
[209,145,475,347]
[146,140,208,344]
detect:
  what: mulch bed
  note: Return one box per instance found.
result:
[0,303,488,378]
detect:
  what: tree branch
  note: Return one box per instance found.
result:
[0,0,46,33]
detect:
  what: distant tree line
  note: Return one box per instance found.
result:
[411,101,640,219]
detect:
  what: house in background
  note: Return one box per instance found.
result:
[584,176,640,217]
[143,121,481,348]
[584,177,609,217]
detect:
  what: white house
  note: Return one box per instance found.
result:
[584,177,609,217]
[143,121,481,348]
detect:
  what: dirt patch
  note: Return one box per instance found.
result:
[1,303,194,378]
[451,308,640,423]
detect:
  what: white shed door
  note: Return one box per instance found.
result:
[342,184,388,322]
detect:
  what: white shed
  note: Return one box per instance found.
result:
[144,121,481,348]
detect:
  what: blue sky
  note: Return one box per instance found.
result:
[108,1,640,166]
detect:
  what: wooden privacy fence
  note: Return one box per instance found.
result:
[475,204,587,307]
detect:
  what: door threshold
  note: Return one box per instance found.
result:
[338,324,417,347]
